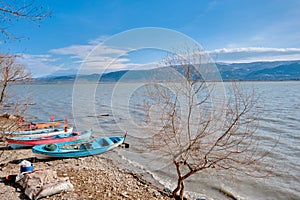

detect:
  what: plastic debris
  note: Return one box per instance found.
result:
[20,160,31,167]
[20,160,34,173]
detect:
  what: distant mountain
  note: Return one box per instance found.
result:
[245,63,300,80]
[33,60,300,83]
[34,71,133,83]
[217,60,300,80]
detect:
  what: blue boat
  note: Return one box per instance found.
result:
[32,135,125,158]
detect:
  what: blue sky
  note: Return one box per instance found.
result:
[2,0,300,77]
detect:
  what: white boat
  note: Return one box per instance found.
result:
[7,126,73,138]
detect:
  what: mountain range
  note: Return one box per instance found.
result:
[34,60,300,83]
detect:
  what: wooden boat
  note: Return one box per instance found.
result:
[7,129,92,149]
[32,135,125,158]
[7,126,73,138]
[19,121,62,131]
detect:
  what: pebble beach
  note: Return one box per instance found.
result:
[0,142,173,200]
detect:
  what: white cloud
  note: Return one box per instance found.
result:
[88,35,110,45]
[46,34,162,76]
[209,47,300,54]
[49,44,94,60]
[80,56,130,73]
[16,54,63,77]
[49,40,133,74]
[50,41,129,61]
[208,47,300,63]
[23,32,300,78]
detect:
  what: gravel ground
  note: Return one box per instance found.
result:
[0,144,173,200]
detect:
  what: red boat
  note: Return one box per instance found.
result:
[7,129,92,149]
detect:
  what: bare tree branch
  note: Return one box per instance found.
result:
[138,48,273,200]
[0,54,31,157]
[0,0,51,41]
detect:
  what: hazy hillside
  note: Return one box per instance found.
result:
[245,63,300,80]
[217,60,300,80]
[34,60,300,83]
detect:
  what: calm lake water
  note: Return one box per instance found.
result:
[11,81,300,200]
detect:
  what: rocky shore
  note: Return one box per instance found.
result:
[0,143,173,200]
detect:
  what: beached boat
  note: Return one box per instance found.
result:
[32,135,125,158]
[7,129,92,149]
[7,126,73,138]
[19,121,62,131]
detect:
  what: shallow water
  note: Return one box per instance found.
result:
[11,81,300,200]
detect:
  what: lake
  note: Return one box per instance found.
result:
[11,81,300,200]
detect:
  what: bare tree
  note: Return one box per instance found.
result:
[0,1,48,156]
[0,54,31,154]
[141,50,272,200]
[0,0,51,41]
[0,54,31,105]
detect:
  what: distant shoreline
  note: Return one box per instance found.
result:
[12,79,300,85]
[29,60,300,83]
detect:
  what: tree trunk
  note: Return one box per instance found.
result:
[0,65,9,104]
[179,180,185,200]
[173,161,186,200]
[0,82,7,104]
[173,178,184,200]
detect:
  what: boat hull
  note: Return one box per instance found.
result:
[19,121,62,131]
[6,126,73,138]
[7,129,91,149]
[32,136,125,158]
